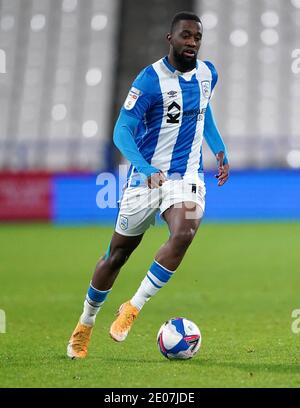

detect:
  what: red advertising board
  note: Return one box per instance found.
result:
[0,172,52,220]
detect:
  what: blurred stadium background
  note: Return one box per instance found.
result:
[0,0,300,223]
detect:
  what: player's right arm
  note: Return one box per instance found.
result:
[113,114,166,188]
[113,69,166,189]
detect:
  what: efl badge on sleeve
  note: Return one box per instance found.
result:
[124,87,142,110]
[201,81,211,99]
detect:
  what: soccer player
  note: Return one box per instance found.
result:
[67,11,229,358]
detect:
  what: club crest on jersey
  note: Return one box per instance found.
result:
[119,215,128,230]
[124,87,142,110]
[201,81,211,99]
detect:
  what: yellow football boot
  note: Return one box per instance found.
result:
[67,322,93,359]
[109,301,139,342]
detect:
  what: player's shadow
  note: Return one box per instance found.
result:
[62,355,166,365]
[194,358,300,374]
[101,356,168,365]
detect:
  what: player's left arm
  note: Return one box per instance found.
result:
[203,103,229,186]
[203,60,229,187]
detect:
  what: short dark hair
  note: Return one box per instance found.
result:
[170,11,202,33]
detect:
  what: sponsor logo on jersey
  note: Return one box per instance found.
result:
[124,87,142,110]
[166,105,207,124]
[166,101,181,124]
[183,107,206,122]
[201,81,211,99]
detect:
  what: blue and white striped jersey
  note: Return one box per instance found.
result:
[121,56,218,183]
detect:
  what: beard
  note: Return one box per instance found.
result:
[172,48,197,72]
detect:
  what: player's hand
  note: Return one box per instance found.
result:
[147,171,167,189]
[215,152,229,187]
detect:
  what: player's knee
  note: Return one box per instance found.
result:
[107,248,130,269]
[170,228,196,251]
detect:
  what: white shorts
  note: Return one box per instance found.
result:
[115,178,206,236]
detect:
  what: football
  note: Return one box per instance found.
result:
[157,317,201,360]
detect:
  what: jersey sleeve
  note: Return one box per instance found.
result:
[203,60,218,92]
[121,67,158,120]
[113,111,159,178]
[204,104,229,165]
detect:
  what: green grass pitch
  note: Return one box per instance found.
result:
[0,223,300,388]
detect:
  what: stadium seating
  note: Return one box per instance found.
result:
[0,0,299,170]
[196,0,300,169]
[0,0,119,170]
